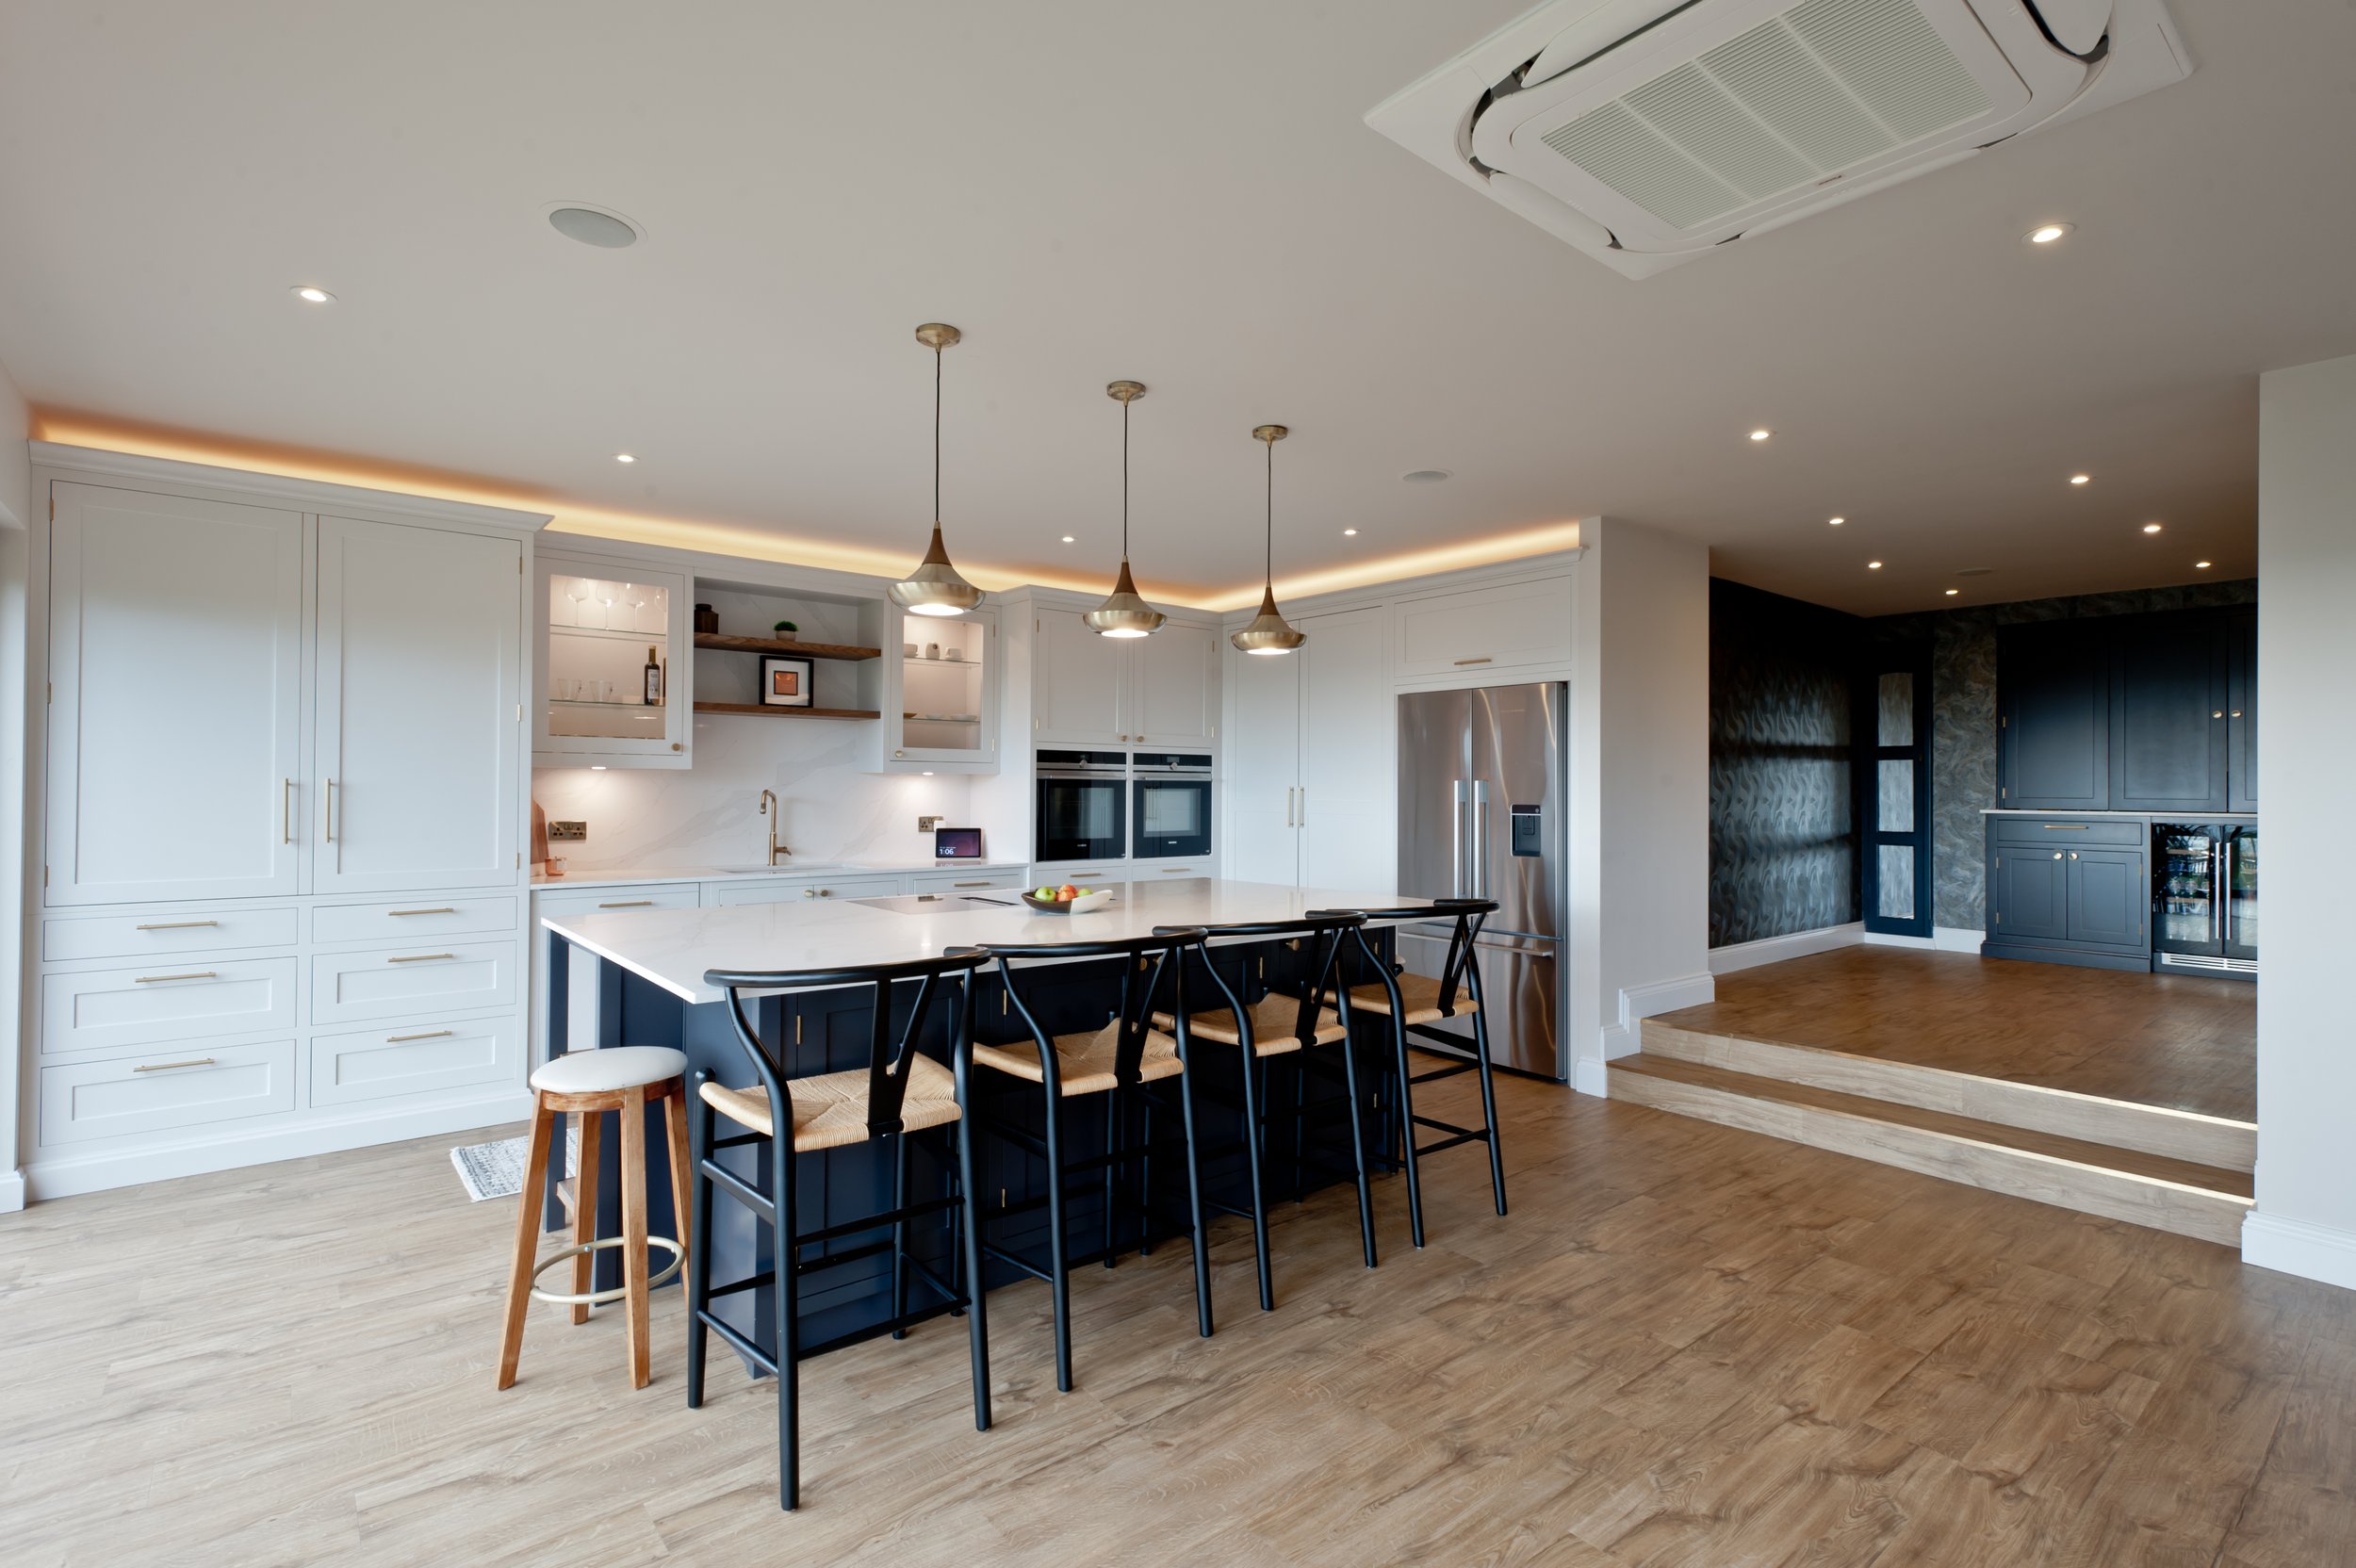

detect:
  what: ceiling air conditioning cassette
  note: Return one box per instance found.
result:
[1366,0,2190,278]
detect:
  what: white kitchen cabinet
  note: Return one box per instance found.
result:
[1219,607,1393,894]
[1030,606,1219,747]
[309,939,519,1025]
[314,516,524,893]
[876,606,999,773]
[309,1015,519,1108]
[45,483,307,906]
[40,1040,298,1147]
[710,873,908,906]
[534,551,692,768]
[1392,578,1570,680]
[41,956,301,1057]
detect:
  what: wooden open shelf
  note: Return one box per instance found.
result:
[694,632,880,662]
[692,701,880,722]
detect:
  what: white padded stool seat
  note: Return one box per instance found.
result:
[530,1045,689,1096]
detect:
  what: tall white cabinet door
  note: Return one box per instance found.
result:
[1032,607,1128,743]
[315,517,522,893]
[1299,608,1396,895]
[46,483,305,906]
[1129,621,1219,748]
[1221,645,1300,886]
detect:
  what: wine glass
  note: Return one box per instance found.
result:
[625,584,649,632]
[564,577,592,628]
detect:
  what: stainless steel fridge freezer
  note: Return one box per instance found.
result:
[1396,682,1566,1078]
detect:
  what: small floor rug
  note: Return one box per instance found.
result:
[450,1127,579,1202]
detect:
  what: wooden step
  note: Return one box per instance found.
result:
[1607,1053,2252,1247]
[1638,1017,2256,1172]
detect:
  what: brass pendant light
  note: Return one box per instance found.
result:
[888,322,984,617]
[1230,424,1306,656]
[1082,380,1167,639]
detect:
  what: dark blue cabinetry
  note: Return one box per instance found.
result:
[1998,622,2109,809]
[1984,817,2150,972]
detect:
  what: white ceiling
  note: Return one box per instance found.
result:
[0,0,2348,615]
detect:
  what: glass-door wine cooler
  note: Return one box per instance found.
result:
[2151,822,2257,977]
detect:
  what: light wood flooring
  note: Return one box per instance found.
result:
[5,1072,2353,1567]
[1660,948,2256,1123]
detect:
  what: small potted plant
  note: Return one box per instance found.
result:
[771,619,798,642]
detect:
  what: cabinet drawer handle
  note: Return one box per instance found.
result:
[134,1057,217,1073]
[388,906,458,918]
[135,920,220,932]
[2053,852,2064,860]
[1161,867,1191,873]
[2070,852,2080,860]
[2040,825,2090,830]
[322,777,336,843]
[134,971,217,984]
[387,953,456,964]
[282,778,293,845]
[953,881,993,889]
[1453,657,1493,666]
[386,1029,455,1043]
[598,900,657,908]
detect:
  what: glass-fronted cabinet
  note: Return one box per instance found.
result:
[534,552,692,767]
[871,605,998,774]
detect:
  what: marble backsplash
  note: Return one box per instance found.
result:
[532,713,984,873]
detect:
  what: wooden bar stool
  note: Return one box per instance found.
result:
[497,1044,693,1392]
[1322,900,1507,1250]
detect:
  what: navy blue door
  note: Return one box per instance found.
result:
[1857,651,1932,939]
[2109,612,2228,813]
[2228,612,2257,812]
[1999,622,2109,810]
[1990,846,2068,942]
[2065,847,2147,950]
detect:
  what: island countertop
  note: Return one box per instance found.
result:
[541,876,1432,1004]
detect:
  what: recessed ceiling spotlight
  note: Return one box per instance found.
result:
[548,204,642,249]
[2025,222,2073,245]
[1944,588,1960,596]
[1343,528,1359,536]
[1402,469,1451,483]
[1867,561,1884,570]
[2070,473,2090,485]
[2142,522,2164,533]
[1060,534,1074,544]
[292,286,335,304]
[1749,429,1773,442]
[2195,560,2213,569]
[1828,516,1844,526]
[614,452,637,464]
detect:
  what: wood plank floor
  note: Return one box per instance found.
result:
[1661,949,2256,1122]
[4,1071,2350,1566]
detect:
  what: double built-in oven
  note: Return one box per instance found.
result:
[1034,748,1214,864]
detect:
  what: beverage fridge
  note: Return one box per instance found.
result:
[2151,822,2257,977]
[1396,682,1566,1079]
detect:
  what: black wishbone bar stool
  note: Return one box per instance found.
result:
[1317,899,1508,1250]
[959,927,1213,1393]
[689,949,991,1511]
[1149,914,1378,1311]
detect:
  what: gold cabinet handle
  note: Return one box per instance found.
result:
[2070,852,2080,860]
[2053,852,2064,860]
[2040,824,2091,830]
[134,1057,217,1073]
[388,906,457,917]
[387,952,456,964]
[1453,657,1493,666]
[134,971,217,984]
[953,881,993,889]
[386,1028,455,1043]
[135,920,219,932]
[282,778,293,845]
[322,777,337,842]
[598,899,656,908]
[1160,867,1190,874]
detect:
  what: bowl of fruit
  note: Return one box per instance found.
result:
[1023,883,1115,915]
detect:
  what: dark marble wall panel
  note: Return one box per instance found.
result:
[1709,580,1862,946]
[1877,579,2257,929]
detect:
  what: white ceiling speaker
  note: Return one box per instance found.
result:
[547,204,642,249]
[1366,0,2189,279]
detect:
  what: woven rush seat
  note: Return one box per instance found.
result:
[700,1054,961,1152]
[973,1020,1181,1096]
[1328,972,1480,1026]
[1152,992,1346,1055]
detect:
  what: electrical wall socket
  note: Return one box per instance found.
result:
[548,821,588,841]
[917,815,944,832]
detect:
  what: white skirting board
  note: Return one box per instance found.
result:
[1578,970,1716,1098]
[1708,923,1982,974]
[2242,1212,2356,1293]
[25,1087,535,1201]
[0,1168,24,1215]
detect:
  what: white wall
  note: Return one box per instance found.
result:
[2244,354,2356,1290]
[1570,516,1713,1097]
[1,353,29,1209]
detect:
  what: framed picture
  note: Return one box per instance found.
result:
[760,655,814,708]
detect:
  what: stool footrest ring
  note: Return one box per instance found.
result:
[528,1234,684,1307]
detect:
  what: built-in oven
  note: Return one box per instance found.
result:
[1131,751,1214,859]
[1034,750,1129,864]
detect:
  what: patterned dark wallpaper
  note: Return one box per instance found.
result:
[1709,580,1861,946]
[1878,578,2259,930]
[1710,576,2259,944]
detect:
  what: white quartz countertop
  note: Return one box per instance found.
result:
[541,877,1432,1004]
[532,859,1033,890]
